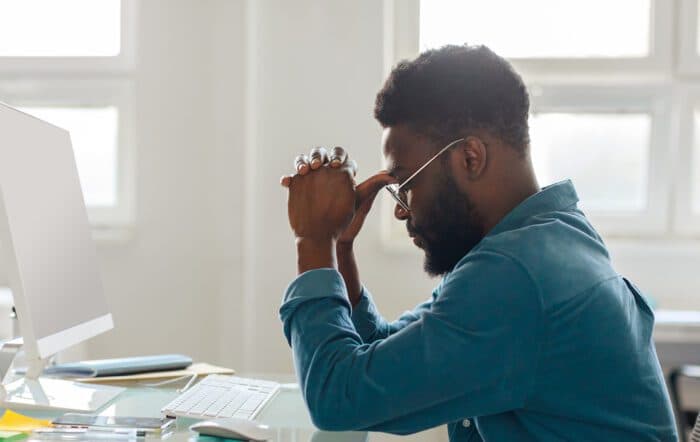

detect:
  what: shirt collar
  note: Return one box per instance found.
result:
[487,179,579,237]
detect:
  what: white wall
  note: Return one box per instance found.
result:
[87,0,247,367]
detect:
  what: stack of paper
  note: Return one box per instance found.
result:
[75,362,234,383]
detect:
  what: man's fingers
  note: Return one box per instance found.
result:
[280,175,293,188]
[343,159,358,177]
[292,146,351,179]
[309,147,329,170]
[329,146,347,168]
[353,171,397,212]
[356,170,397,200]
[295,153,310,175]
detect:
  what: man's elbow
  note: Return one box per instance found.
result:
[308,403,353,431]
[309,408,416,435]
[306,392,368,432]
[307,397,422,435]
[310,416,347,432]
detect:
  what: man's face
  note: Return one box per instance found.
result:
[383,125,485,277]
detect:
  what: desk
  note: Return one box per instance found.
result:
[654,310,700,384]
[16,377,368,441]
[654,310,700,407]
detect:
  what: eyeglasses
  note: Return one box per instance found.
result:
[385,138,465,212]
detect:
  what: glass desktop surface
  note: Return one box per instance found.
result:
[7,375,369,442]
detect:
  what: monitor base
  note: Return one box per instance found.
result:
[0,377,124,412]
[0,339,124,412]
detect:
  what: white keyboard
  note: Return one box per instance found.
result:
[161,375,280,420]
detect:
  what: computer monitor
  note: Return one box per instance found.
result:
[0,102,124,411]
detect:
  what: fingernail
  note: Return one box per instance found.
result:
[311,159,321,168]
[297,164,305,172]
[331,159,341,167]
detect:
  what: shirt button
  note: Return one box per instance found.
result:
[462,419,471,428]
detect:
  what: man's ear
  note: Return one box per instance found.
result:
[460,136,488,180]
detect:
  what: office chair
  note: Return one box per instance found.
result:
[693,413,700,442]
[670,365,700,442]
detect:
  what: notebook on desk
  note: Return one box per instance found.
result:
[42,354,193,378]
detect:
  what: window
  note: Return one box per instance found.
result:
[529,113,651,212]
[0,0,121,57]
[385,0,700,244]
[675,90,700,234]
[0,0,136,233]
[526,85,671,234]
[419,0,651,59]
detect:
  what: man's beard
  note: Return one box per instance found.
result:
[407,171,484,277]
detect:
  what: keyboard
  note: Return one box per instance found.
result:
[161,375,280,420]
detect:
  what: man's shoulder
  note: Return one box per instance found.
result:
[441,247,540,305]
[434,247,542,329]
[471,210,617,303]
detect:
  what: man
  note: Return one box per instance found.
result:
[279,45,677,441]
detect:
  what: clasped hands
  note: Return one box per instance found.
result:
[281,146,395,250]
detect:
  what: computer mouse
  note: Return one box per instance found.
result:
[190,417,274,441]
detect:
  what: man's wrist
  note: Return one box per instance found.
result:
[336,240,354,254]
[296,237,337,274]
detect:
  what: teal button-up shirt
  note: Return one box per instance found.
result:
[280,180,678,441]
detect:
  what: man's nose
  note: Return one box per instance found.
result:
[394,204,409,221]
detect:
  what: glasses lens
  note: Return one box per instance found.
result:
[386,184,409,211]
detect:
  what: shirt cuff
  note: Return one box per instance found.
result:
[279,268,351,344]
[350,286,387,342]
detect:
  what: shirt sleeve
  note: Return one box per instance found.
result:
[279,250,543,434]
[350,286,436,343]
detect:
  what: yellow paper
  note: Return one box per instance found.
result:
[0,410,51,433]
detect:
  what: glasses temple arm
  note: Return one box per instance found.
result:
[396,138,465,190]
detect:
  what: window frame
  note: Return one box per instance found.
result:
[675,85,700,235]
[389,0,674,81]
[0,0,137,239]
[678,0,700,74]
[528,85,672,235]
[382,0,681,246]
[0,79,136,232]
[0,0,137,73]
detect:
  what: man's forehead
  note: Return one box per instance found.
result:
[382,126,426,175]
[382,132,404,175]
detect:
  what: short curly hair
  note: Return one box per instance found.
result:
[374,44,530,151]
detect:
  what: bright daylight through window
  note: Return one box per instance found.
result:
[0,0,120,56]
[394,0,700,238]
[419,0,650,58]
[529,113,650,212]
[0,0,132,229]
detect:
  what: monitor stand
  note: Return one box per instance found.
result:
[0,338,124,412]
